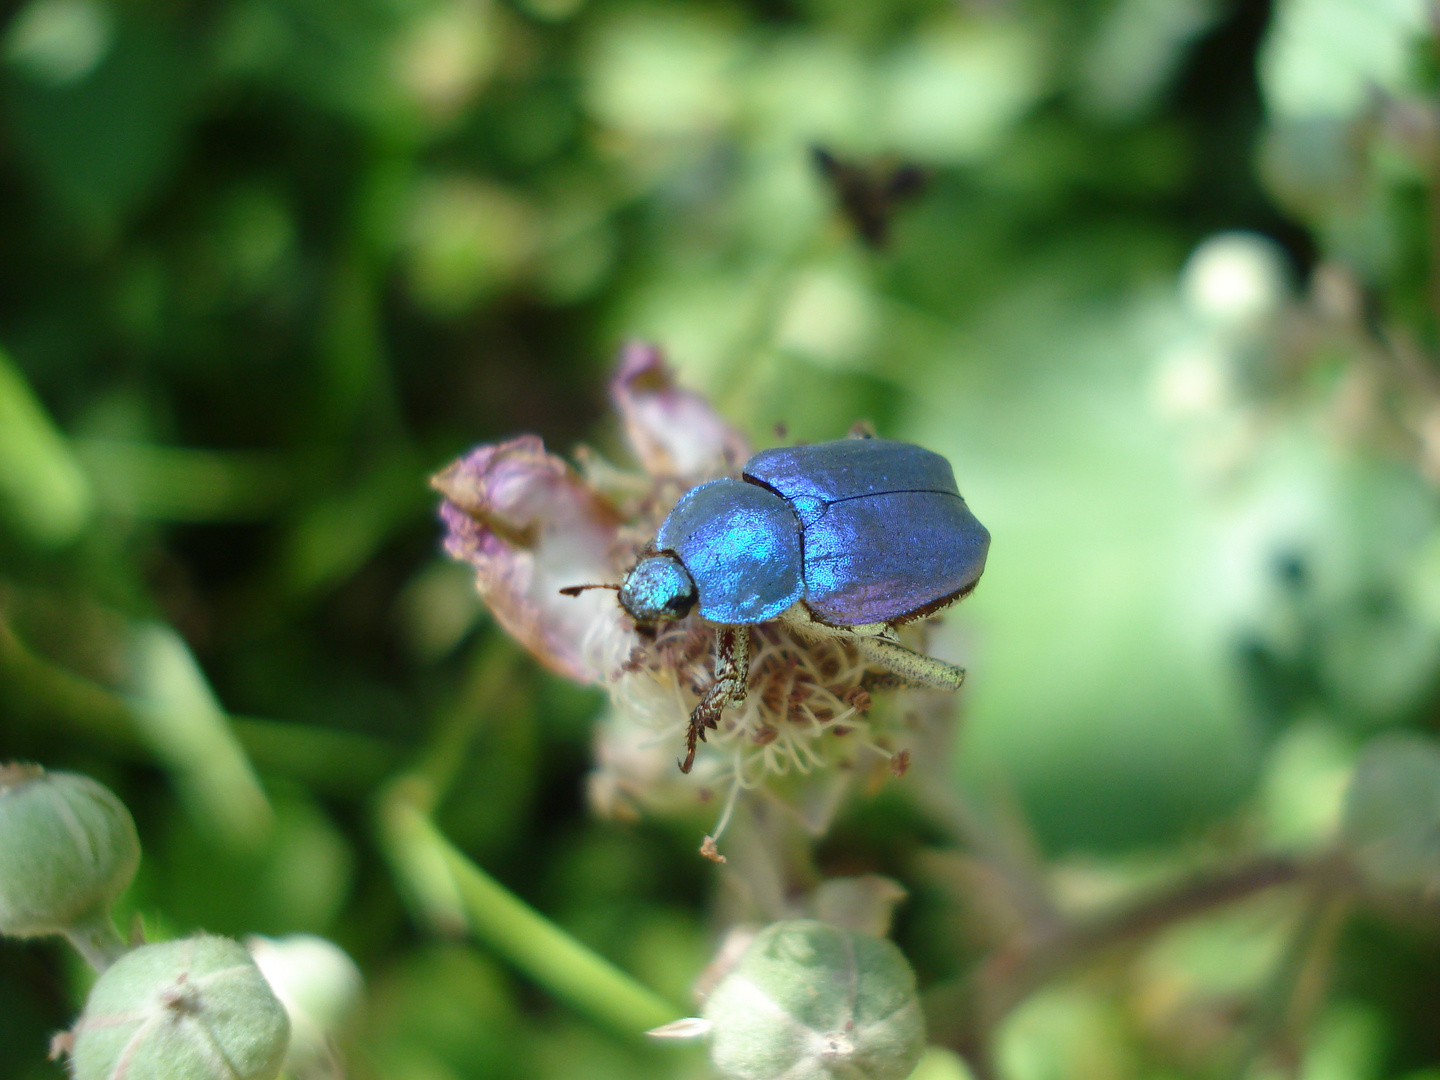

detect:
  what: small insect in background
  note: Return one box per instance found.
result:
[811,146,928,250]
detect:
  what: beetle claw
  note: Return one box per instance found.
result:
[679,700,716,773]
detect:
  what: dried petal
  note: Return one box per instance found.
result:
[611,342,750,480]
[433,436,633,683]
[648,1017,713,1040]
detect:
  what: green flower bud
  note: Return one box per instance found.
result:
[702,920,926,1080]
[1342,733,1440,892]
[70,935,291,1080]
[247,934,362,1070]
[0,764,139,939]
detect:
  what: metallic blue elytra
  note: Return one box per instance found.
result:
[654,479,803,623]
[621,437,989,629]
[745,437,959,505]
[745,439,988,625]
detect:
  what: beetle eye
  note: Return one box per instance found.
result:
[664,590,697,618]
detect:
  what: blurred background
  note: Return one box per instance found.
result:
[3,0,1440,1076]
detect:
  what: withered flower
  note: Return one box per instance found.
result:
[433,343,939,852]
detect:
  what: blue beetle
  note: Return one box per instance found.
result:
[572,436,989,772]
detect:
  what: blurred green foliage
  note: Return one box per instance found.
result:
[2,0,1440,1077]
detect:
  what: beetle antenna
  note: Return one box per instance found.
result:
[558,583,621,598]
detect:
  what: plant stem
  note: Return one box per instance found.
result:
[410,638,523,805]
[378,783,682,1039]
[1226,871,1353,1079]
[714,227,833,418]
[0,612,141,752]
[1,609,397,792]
[914,778,1063,937]
[63,914,129,972]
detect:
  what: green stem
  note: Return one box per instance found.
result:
[1,610,398,792]
[713,228,834,417]
[410,638,523,804]
[378,784,682,1038]
[63,914,129,972]
[0,613,141,752]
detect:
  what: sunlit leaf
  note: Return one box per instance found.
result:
[1261,0,1429,121]
[124,623,272,851]
[0,346,91,547]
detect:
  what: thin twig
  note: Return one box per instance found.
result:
[1225,871,1353,1079]
[913,779,1064,936]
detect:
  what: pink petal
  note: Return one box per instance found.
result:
[433,436,633,683]
[610,342,750,479]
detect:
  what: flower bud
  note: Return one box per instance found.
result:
[70,935,291,1080]
[1180,231,1289,328]
[702,920,925,1080]
[247,933,362,1072]
[1342,733,1440,892]
[0,764,139,938]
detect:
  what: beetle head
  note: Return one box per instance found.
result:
[619,553,698,624]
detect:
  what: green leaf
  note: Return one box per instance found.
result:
[0,346,92,546]
[4,9,191,233]
[1260,0,1429,121]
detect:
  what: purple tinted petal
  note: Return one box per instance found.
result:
[433,436,633,683]
[610,342,750,480]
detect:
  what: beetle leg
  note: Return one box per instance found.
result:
[851,635,965,691]
[680,626,751,773]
